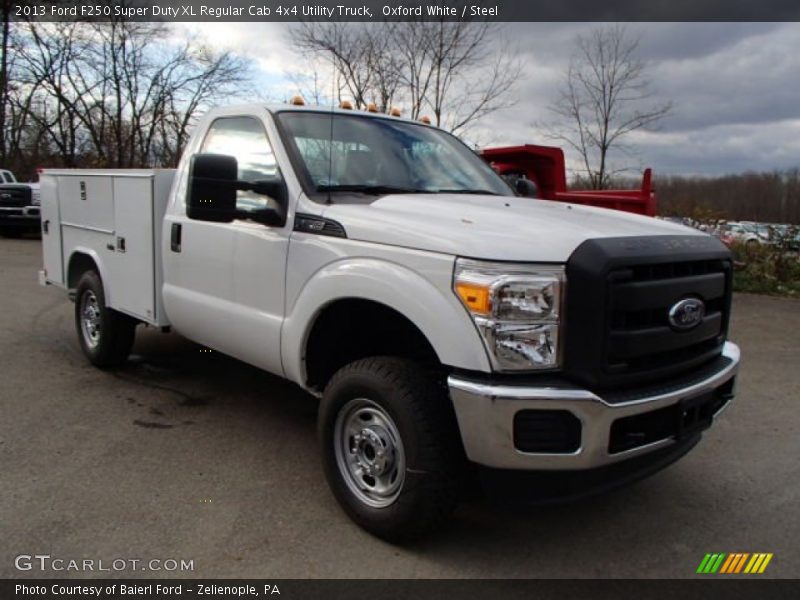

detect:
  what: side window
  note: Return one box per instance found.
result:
[200,116,279,214]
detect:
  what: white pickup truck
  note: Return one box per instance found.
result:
[39,102,740,541]
[0,169,41,237]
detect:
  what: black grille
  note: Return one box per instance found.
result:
[606,259,730,374]
[0,185,31,207]
[564,235,733,389]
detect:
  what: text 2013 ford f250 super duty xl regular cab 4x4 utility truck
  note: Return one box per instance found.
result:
[39,101,739,541]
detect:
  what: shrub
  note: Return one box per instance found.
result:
[729,236,800,296]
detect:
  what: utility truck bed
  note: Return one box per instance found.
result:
[39,169,175,326]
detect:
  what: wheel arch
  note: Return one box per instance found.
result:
[66,248,112,305]
[281,258,491,391]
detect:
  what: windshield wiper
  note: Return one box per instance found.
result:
[317,184,427,195]
[432,188,504,196]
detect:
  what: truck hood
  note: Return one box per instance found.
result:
[321,194,702,262]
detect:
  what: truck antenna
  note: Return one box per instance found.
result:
[326,56,336,205]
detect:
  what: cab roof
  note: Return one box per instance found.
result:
[206,102,438,129]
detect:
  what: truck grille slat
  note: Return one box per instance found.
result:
[611,272,725,312]
[608,313,723,360]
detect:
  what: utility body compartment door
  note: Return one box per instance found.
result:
[59,176,114,232]
[40,174,64,286]
[109,177,156,322]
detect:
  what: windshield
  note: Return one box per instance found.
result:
[275,111,512,199]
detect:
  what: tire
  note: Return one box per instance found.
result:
[74,270,137,368]
[318,357,464,542]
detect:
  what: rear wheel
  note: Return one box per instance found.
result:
[75,270,137,367]
[319,357,464,542]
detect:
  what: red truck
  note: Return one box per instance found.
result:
[481,144,656,217]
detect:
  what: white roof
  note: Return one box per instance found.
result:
[214,102,439,128]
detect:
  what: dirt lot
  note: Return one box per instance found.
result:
[1,236,798,578]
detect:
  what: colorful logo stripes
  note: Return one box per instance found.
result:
[697,553,773,574]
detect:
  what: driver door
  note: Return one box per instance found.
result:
[163,115,289,376]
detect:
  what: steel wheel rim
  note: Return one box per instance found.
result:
[334,398,406,508]
[80,290,101,349]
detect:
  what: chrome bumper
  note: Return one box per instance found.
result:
[448,342,740,470]
[0,205,40,218]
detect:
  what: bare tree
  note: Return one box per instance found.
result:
[0,0,12,164]
[291,23,381,109]
[154,42,251,166]
[290,21,520,135]
[398,21,519,133]
[8,19,251,170]
[547,25,672,189]
[656,169,800,224]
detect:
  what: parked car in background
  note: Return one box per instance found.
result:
[768,223,800,251]
[719,222,767,247]
[0,169,41,237]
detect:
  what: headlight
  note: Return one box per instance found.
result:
[454,259,564,371]
[31,190,41,206]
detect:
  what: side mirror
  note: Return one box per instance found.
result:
[515,178,538,198]
[187,154,238,223]
[187,154,287,226]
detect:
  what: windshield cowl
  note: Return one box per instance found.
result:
[317,183,505,197]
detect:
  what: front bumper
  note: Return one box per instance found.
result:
[448,341,739,471]
[0,206,41,226]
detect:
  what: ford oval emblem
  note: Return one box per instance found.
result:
[668,298,705,331]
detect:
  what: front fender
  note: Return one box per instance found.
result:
[281,257,491,387]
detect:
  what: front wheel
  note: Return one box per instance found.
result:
[74,270,137,368]
[318,357,464,542]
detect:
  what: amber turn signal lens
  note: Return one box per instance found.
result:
[456,283,491,315]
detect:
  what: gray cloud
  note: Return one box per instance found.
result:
[471,23,800,175]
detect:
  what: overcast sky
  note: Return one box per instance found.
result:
[176,22,800,177]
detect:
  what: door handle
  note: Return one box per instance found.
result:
[170,223,182,252]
